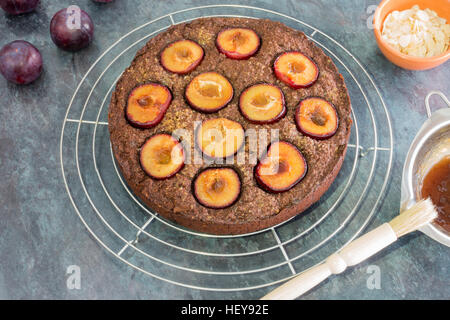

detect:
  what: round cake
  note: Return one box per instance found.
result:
[108,17,352,235]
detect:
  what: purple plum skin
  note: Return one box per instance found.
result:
[0,0,39,15]
[0,40,42,85]
[50,7,94,52]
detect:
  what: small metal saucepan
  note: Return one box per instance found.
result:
[401,91,450,247]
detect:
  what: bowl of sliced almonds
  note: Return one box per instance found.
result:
[374,0,450,70]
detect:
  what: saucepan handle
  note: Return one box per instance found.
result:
[425,91,450,118]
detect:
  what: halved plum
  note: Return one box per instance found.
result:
[193,167,241,209]
[255,141,307,193]
[216,28,260,60]
[239,83,286,124]
[160,39,204,74]
[196,118,245,158]
[185,72,233,113]
[126,83,172,129]
[140,133,185,180]
[295,97,338,139]
[274,51,319,89]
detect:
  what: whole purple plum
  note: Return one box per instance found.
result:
[0,40,43,84]
[50,6,94,52]
[0,0,39,15]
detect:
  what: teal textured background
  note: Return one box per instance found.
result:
[0,0,449,299]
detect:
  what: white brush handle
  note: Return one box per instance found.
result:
[261,223,397,300]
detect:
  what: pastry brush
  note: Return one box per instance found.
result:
[261,198,438,300]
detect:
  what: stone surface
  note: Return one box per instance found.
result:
[0,0,449,299]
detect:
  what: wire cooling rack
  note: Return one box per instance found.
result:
[59,5,393,291]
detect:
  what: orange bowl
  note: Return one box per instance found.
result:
[374,0,450,70]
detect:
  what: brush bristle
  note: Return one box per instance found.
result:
[389,198,438,238]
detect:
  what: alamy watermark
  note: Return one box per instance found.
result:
[65,5,82,30]
[66,265,81,290]
[366,264,381,290]
[168,124,281,174]
[366,4,378,29]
